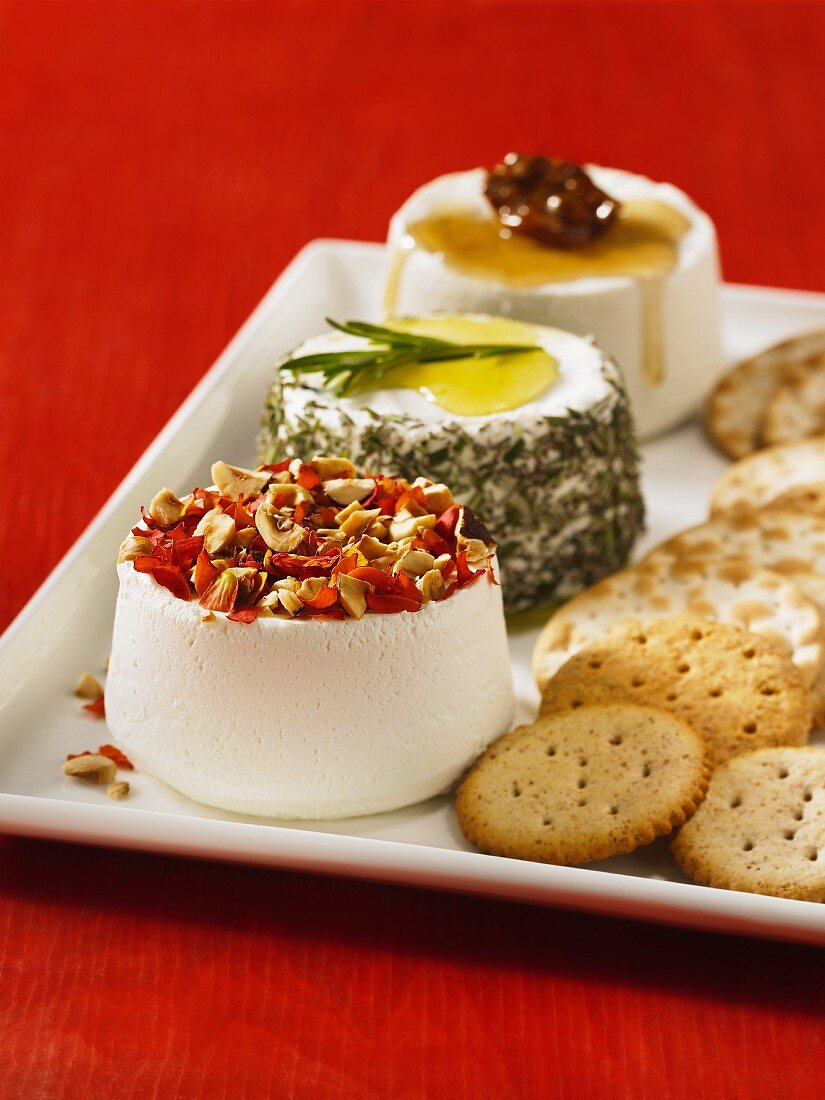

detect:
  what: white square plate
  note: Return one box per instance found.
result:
[2,241,824,944]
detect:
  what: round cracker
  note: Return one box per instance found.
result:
[763,481,825,518]
[763,355,825,447]
[539,616,812,767]
[710,437,825,516]
[645,508,825,609]
[532,559,823,691]
[706,330,825,459]
[456,703,709,865]
[671,746,825,901]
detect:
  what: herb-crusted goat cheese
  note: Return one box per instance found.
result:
[258,315,644,611]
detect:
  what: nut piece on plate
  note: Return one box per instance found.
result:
[456,703,709,865]
[74,673,104,700]
[61,754,117,785]
[706,331,825,459]
[671,746,825,901]
[538,615,812,767]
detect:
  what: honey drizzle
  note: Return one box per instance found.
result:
[384,199,691,387]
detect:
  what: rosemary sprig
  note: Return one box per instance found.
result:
[282,319,543,396]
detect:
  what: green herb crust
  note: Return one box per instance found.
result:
[258,358,645,612]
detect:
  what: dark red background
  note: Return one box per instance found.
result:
[2,2,824,1096]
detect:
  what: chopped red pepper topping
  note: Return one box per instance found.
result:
[121,458,496,622]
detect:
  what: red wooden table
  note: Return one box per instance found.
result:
[2,2,824,1096]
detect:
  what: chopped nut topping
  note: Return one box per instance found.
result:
[309,455,356,480]
[460,538,489,567]
[148,488,184,526]
[194,508,236,554]
[62,754,117,785]
[117,534,153,563]
[211,461,271,498]
[355,535,388,560]
[419,568,447,603]
[125,457,496,620]
[74,673,104,701]
[394,549,435,577]
[322,478,375,505]
[296,577,327,602]
[338,507,381,539]
[389,510,437,542]
[421,483,454,515]
[367,520,389,539]
[255,502,307,552]
[200,610,215,622]
[234,527,258,548]
[277,589,303,616]
[267,482,313,506]
[107,780,130,800]
[337,572,370,619]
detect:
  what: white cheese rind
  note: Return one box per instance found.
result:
[386,167,723,439]
[106,564,515,819]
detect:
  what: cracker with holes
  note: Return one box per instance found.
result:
[644,508,825,617]
[710,437,825,516]
[671,747,825,901]
[706,330,825,459]
[532,559,824,692]
[645,511,825,725]
[539,616,812,766]
[763,360,825,447]
[763,481,825,518]
[455,704,709,865]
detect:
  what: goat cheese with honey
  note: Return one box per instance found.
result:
[383,156,723,438]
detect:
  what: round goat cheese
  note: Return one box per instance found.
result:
[107,563,514,818]
[384,167,723,439]
[259,315,645,613]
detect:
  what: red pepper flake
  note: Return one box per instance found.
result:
[455,551,485,588]
[436,505,460,541]
[200,570,239,612]
[83,696,106,718]
[420,528,452,558]
[296,464,321,490]
[313,609,347,621]
[227,606,263,624]
[127,460,496,621]
[133,551,192,601]
[366,593,420,615]
[98,743,133,770]
[303,586,339,611]
[332,552,359,577]
[194,550,221,597]
[66,750,93,761]
[392,570,423,604]
[348,566,393,593]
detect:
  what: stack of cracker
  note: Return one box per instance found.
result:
[707,331,825,458]
[456,433,825,902]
